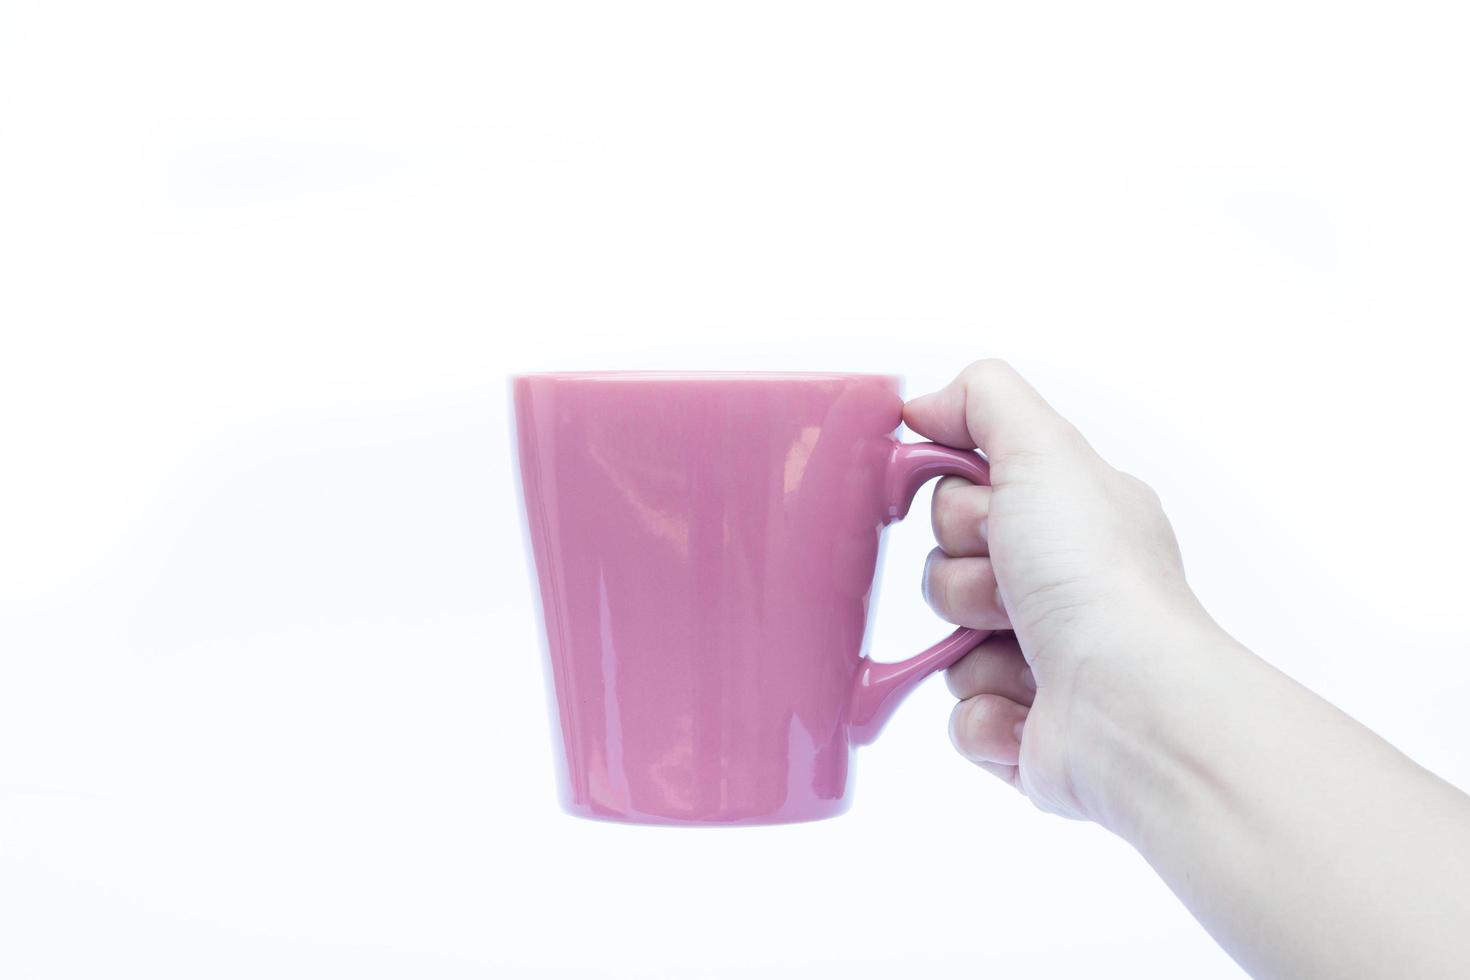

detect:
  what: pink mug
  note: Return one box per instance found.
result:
[513,372,991,825]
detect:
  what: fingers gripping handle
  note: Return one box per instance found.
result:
[881,442,991,524]
[849,442,993,745]
[848,627,991,745]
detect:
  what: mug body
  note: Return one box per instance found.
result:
[513,372,903,824]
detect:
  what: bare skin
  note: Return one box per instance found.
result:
[909,359,1470,980]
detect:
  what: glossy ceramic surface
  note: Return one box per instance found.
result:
[513,372,991,824]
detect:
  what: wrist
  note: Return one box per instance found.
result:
[1062,599,1247,840]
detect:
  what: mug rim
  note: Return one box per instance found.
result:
[512,370,900,383]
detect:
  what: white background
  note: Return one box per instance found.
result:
[2,1,1468,977]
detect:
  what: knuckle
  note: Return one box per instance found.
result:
[933,474,972,495]
[1016,660,1033,691]
[950,697,985,745]
[936,559,961,618]
[1057,420,1093,452]
[944,659,969,698]
[931,501,963,547]
[931,505,952,545]
[931,482,985,549]
[956,694,1005,747]
[1119,469,1161,505]
[947,702,969,751]
[994,443,1052,473]
[961,357,1015,389]
[922,549,947,611]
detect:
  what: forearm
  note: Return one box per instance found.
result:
[1080,614,1470,979]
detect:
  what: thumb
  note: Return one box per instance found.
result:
[903,359,1089,465]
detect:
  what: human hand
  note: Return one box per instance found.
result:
[909,360,1470,978]
[905,359,1221,825]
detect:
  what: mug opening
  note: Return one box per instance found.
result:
[512,371,901,384]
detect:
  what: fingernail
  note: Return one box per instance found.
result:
[978,518,989,541]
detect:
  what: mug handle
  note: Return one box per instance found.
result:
[848,441,993,745]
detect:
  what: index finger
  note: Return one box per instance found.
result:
[903,358,1084,462]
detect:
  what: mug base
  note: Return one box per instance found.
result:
[559,796,852,827]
